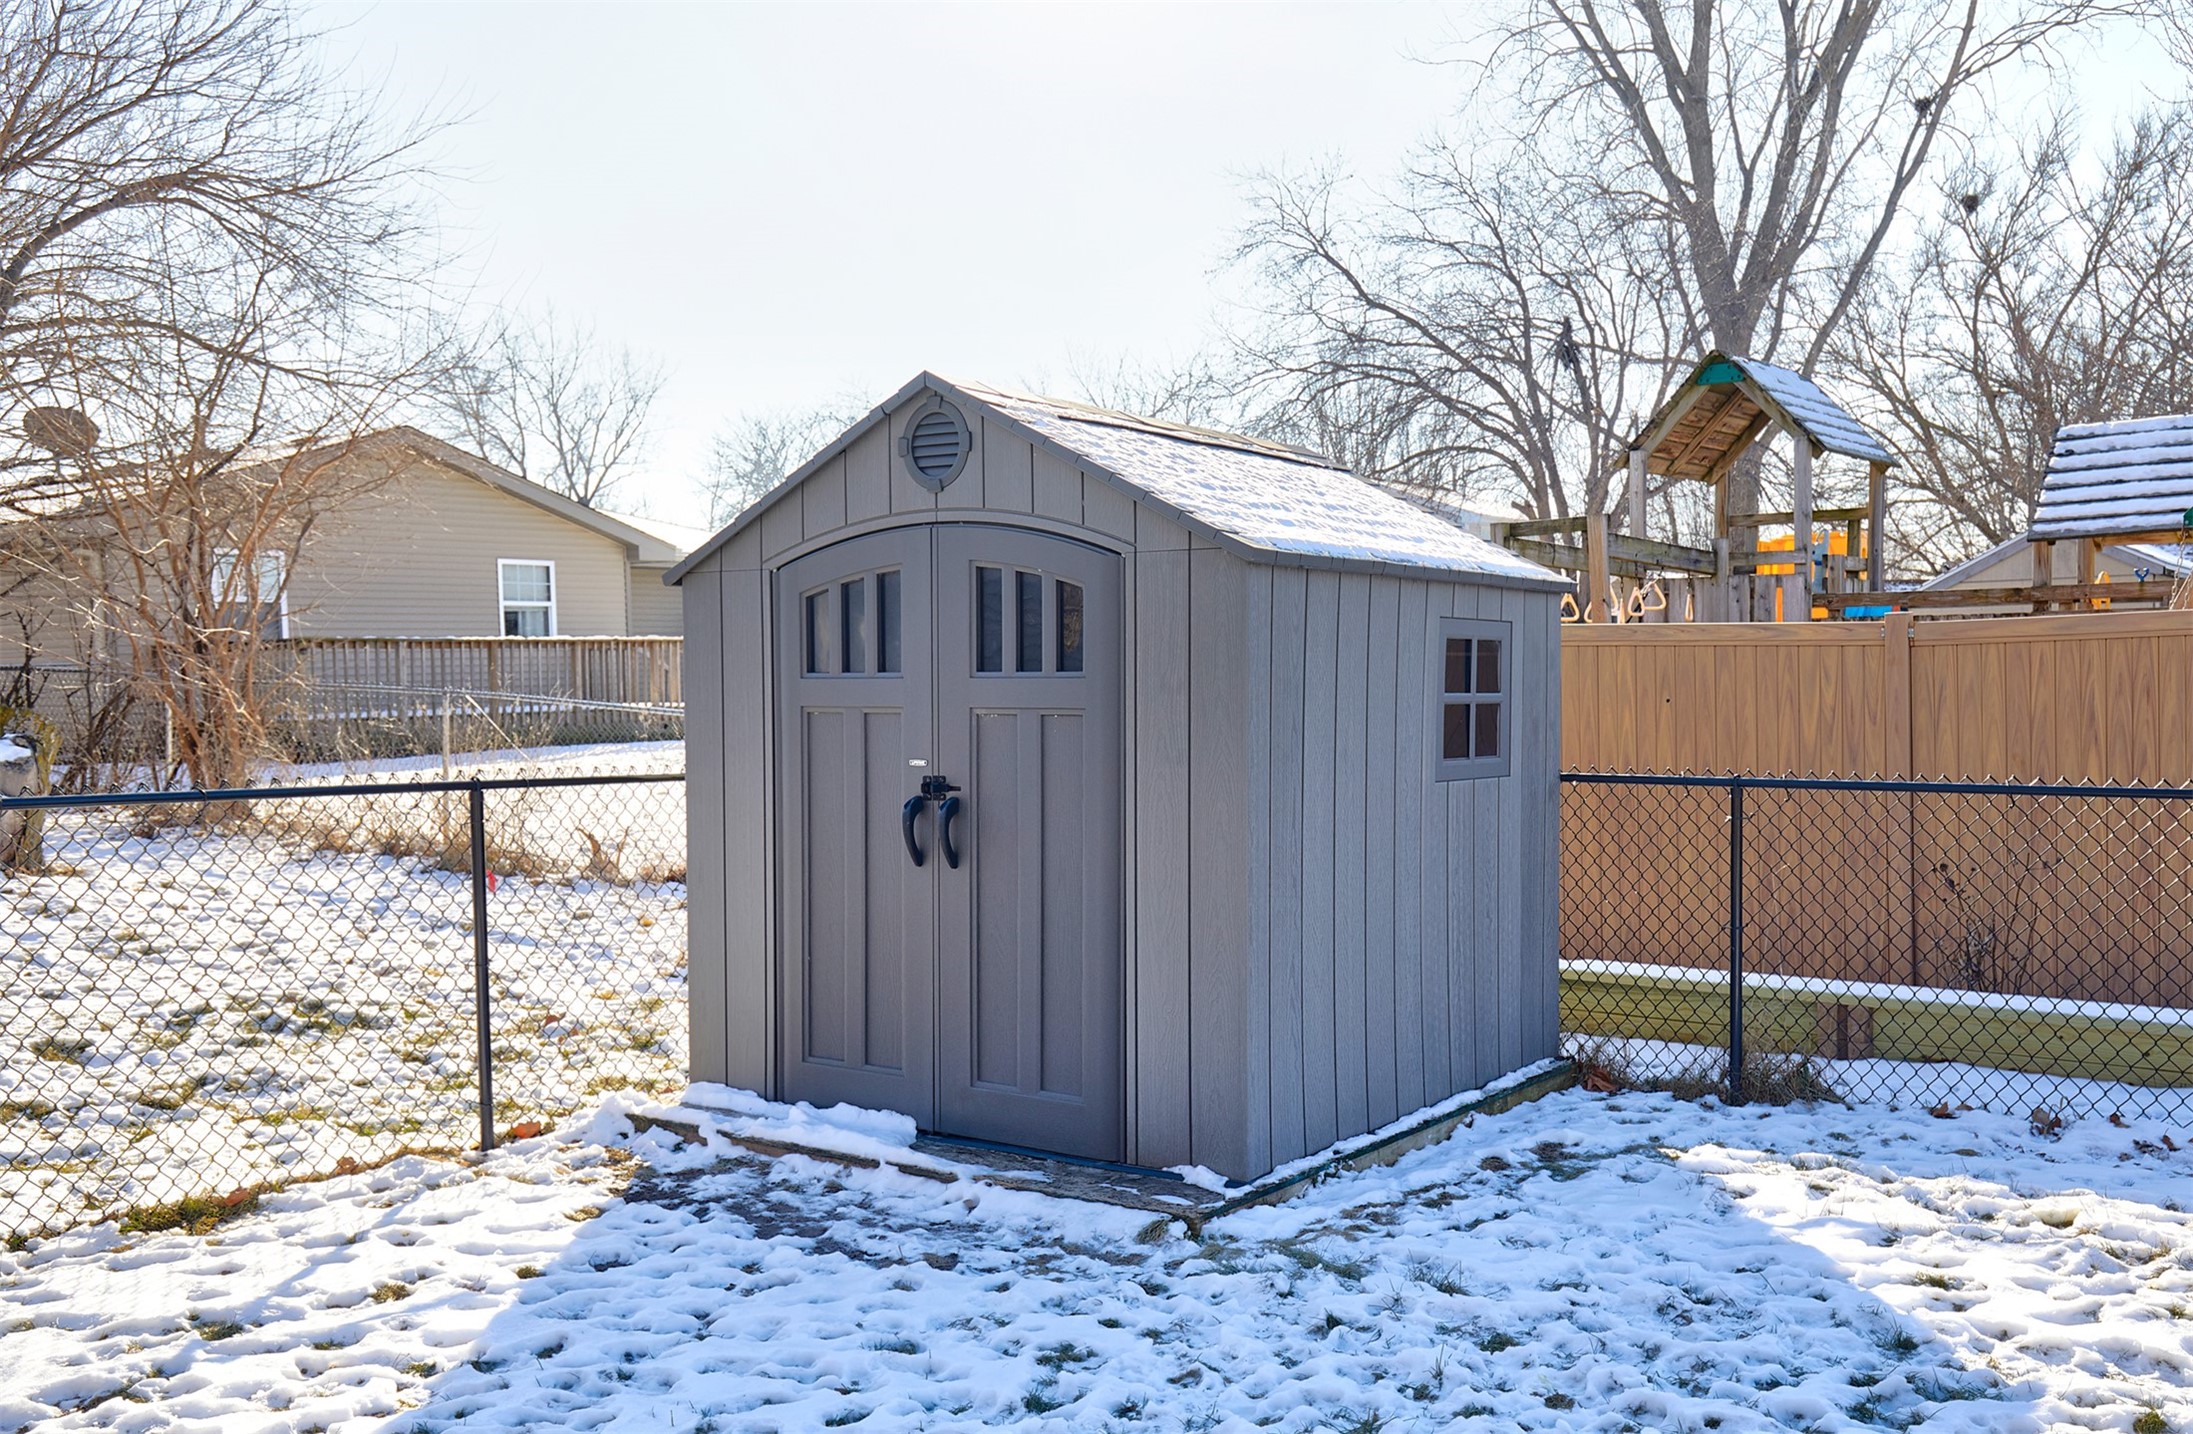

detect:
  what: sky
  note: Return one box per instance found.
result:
[318,2,2180,520]
[318,2,1482,515]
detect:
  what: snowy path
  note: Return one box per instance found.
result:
[5,1085,2193,1432]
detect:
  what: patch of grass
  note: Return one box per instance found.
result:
[515,1265,545,1280]
[191,1319,245,1342]
[402,1360,438,1378]
[1478,1330,1520,1354]
[1912,1271,1954,1290]
[1544,1392,1576,1410]
[1035,1341,1095,1372]
[369,1281,413,1304]
[1020,1385,1066,1414]
[823,1409,870,1427]
[865,1336,921,1356]
[2134,1411,2168,1434]
[30,1034,92,1064]
[119,1188,263,1236]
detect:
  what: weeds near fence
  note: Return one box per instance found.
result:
[0,771,688,1243]
[1568,1037,1841,1107]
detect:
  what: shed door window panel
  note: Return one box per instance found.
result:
[499,561,555,637]
[803,569,905,676]
[1436,619,1510,780]
[974,565,1086,676]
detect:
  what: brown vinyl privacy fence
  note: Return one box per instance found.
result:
[1561,610,2193,1010]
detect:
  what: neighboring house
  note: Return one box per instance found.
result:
[1920,534,2191,611]
[0,426,696,664]
[281,427,694,638]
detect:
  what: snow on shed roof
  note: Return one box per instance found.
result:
[955,380,1565,587]
[2029,414,2193,540]
[669,374,1568,589]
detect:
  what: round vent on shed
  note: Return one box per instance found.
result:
[899,396,971,491]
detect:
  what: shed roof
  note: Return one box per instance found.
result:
[668,374,1568,590]
[1631,351,1895,481]
[2028,414,2193,541]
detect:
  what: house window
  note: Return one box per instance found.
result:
[499,560,556,637]
[1435,618,1509,780]
[211,550,288,640]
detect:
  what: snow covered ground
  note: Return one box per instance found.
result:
[0,776,687,1240]
[6,1082,2193,1433]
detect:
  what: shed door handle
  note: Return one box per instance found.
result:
[937,795,962,870]
[900,794,928,868]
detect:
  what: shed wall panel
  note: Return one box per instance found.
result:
[1133,546,1193,1167]
[1264,568,1310,1165]
[1331,575,1371,1138]
[1297,568,1341,1155]
[718,562,775,1093]
[1242,565,1274,1178]
[1362,576,1401,1131]
[1188,548,1254,1177]
[683,568,729,1084]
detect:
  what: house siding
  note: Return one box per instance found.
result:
[288,456,633,637]
[627,565,684,635]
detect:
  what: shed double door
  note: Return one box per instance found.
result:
[775,525,1124,1160]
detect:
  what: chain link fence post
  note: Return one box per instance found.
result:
[1727,776,1745,1105]
[469,781,495,1152]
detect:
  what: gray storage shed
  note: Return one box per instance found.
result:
[668,374,1568,1181]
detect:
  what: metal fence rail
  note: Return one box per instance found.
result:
[0,772,687,1242]
[1561,772,2193,1121]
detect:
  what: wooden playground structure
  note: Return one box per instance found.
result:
[1501,351,2189,621]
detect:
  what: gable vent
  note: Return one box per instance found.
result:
[899,397,971,491]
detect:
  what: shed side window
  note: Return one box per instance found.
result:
[1434,618,1510,780]
[499,560,555,638]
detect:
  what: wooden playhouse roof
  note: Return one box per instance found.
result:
[2029,414,2193,541]
[1629,351,1895,481]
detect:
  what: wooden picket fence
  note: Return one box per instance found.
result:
[259,637,684,708]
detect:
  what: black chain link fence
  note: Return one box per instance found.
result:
[0,772,686,1242]
[1562,772,2193,1123]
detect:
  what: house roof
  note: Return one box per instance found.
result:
[296,427,690,565]
[1630,351,1895,481]
[601,509,711,559]
[1919,532,2193,590]
[2028,414,2193,541]
[667,374,1568,590]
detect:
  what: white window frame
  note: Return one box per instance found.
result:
[498,558,558,637]
[211,549,290,640]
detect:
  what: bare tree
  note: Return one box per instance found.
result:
[7,298,421,791]
[0,0,448,789]
[700,404,856,528]
[1840,103,2193,569]
[1234,0,2150,538]
[433,308,663,509]
[0,0,441,515]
